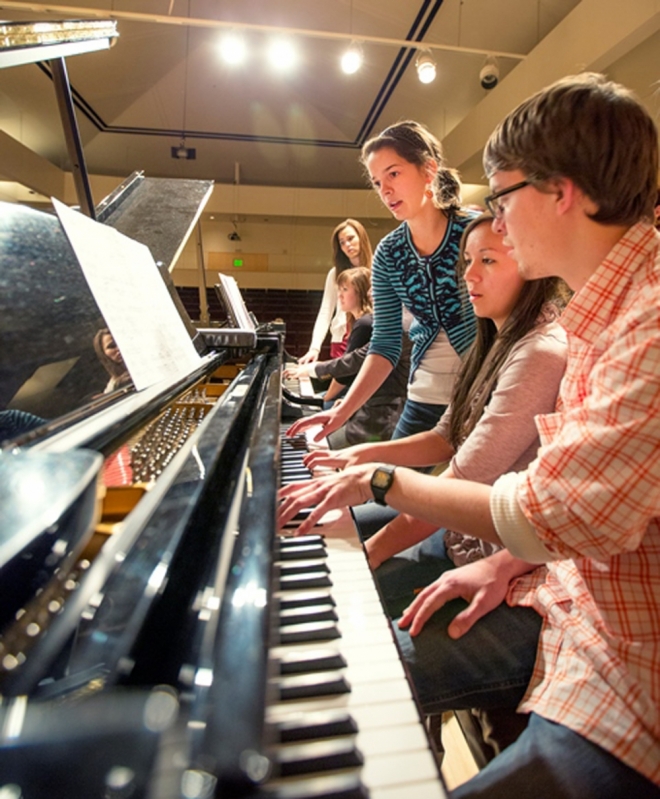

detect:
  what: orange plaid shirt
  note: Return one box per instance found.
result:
[507,222,660,784]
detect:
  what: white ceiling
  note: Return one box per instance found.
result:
[0,0,659,195]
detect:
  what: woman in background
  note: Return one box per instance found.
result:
[287,266,408,446]
[298,218,373,363]
[93,328,132,394]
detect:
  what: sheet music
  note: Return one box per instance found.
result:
[53,198,202,391]
[217,273,256,331]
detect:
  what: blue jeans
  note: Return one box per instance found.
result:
[392,398,447,439]
[452,712,660,799]
[380,542,660,798]
[375,530,454,617]
[390,555,542,712]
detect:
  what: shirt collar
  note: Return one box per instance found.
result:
[560,222,658,343]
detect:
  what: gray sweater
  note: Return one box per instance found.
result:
[434,318,568,565]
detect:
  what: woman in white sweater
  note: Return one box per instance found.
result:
[298,218,373,363]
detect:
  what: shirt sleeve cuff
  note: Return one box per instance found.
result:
[490,472,556,564]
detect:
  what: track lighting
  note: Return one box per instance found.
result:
[479,56,499,89]
[219,31,246,65]
[267,38,297,72]
[341,42,363,74]
[415,52,436,84]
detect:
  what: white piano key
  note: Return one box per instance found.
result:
[273,434,447,798]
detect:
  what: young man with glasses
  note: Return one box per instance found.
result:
[279,72,660,797]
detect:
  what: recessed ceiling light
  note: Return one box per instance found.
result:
[267,38,297,71]
[341,44,363,75]
[219,32,246,65]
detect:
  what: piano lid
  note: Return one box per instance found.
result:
[0,175,214,450]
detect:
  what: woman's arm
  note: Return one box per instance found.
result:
[365,513,439,569]
[323,378,345,402]
[299,268,339,363]
[285,353,395,439]
[304,429,454,470]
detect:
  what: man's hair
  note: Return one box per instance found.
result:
[483,73,658,226]
[361,120,463,213]
[331,218,373,274]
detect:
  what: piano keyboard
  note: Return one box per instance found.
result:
[266,529,447,798]
[282,373,323,420]
[271,424,447,799]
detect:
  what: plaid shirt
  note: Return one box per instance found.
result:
[507,222,660,784]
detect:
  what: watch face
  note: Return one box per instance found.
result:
[373,470,391,489]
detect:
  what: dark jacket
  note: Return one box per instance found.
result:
[313,312,411,445]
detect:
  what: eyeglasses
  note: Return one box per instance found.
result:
[484,180,531,218]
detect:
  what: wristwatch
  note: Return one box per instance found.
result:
[370,465,397,506]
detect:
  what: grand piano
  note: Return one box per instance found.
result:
[0,23,447,799]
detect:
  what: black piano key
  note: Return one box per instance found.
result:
[277,710,358,743]
[278,535,326,547]
[279,571,332,591]
[281,474,313,485]
[263,773,369,799]
[277,544,328,561]
[283,507,314,522]
[277,590,335,610]
[278,620,341,645]
[277,648,347,675]
[279,604,338,626]
[275,739,364,777]
[278,560,330,576]
[277,671,350,701]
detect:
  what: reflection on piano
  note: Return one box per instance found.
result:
[0,186,446,797]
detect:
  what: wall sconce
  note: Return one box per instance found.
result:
[416,51,436,84]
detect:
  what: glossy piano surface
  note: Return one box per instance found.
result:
[0,172,213,451]
[0,185,447,796]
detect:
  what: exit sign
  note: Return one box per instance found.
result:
[233,258,244,268]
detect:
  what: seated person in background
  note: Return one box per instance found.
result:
[93,328,133,394]
[304,213,569,616]
[298,218,374,363]
[280,73,660,798]
[285,267,408,447]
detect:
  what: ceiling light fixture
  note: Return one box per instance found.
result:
[340,41,363,74]
[415,52,436,84]
[171,141,196,160]
[267,38,297,71]
[219,31,246,65]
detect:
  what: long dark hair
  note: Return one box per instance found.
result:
[360,120,462,213]
[331,218,373,275]
[448,214,570,449]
